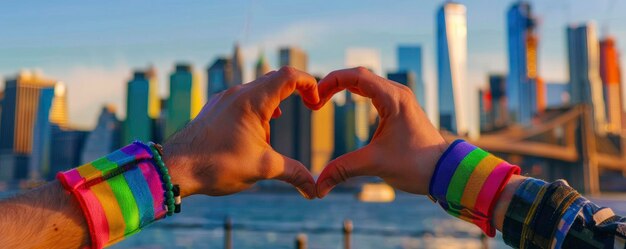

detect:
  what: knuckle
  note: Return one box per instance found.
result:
[278,66,298,78]
[334,163,351,183]
[354,66,370,75]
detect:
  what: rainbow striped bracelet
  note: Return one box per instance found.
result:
[428,140,520,236]
[57,141,174,248]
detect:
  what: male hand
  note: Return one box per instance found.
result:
[163,66,319,199]
[313,67,448,197]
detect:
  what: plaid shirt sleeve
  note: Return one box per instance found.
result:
[502,178,626,249]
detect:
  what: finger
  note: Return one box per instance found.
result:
[264,150,316,199]
[254,66,320,115]
[316,146,375,198]
[271,107,282,119]
[315,67,400,117]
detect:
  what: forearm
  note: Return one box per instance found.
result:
[0,181,89,248]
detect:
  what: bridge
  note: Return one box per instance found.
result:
[446,105,626,195]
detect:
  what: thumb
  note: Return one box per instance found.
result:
[316,146,375,198]
[265,150,316,199]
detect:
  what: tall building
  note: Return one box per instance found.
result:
[545,82,570,107]
[599,36,623,134]
[166,63,201,138]
[231,43,244,86]
[0,71,56,180]
[489,74,508,129]
[123,70,153,144]
[146,66,161,119]
[279,47,308,71]
[81,105,121,163]
[271,47,312,168]
[49,82,68,128]
[437,2,473,137]
[479,88,493,132]
[207,57,232,97]
[387,71,416,89]
[398,45,426,107]
[506,1,540,125]
[49,125,88,180]
[255,51,271,79]
[311,75,334,175]
[332,91,357,159]
[345,48,381,146]
[567,23,606,133]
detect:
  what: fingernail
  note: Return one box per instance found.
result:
[296,183,315,200]
[317,179,336,198]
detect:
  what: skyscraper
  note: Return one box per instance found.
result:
[49,125,88,180]
[398,45,426,107]
[489,74,508,128]
[599,36,623,134]
[207,57,232,97]
[311,75,334,175]
[387,71,416,89]
[81,105,121,163]
[231,43,244,86]
[506,1,540,125]
[255,51,271,79]
[271,47,312,168]
[437,2,472,137]
[0,71,56,180]
[49,82,68,128]
[332,91,357,159]
[146,66,161,119]
[567,23,606,133]
[345,48,381,146]
[166,63,200,138]
[279,47,308,71]
[123,70,153,144]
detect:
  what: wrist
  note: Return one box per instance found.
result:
[161,142,199,198]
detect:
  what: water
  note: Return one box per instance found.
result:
[110,192,626,249]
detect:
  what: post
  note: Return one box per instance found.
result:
[343,219,353,249]
[224,216,232,249]
[295,233,307,249]
[480,233,489,249]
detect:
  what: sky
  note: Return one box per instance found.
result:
[1,0,625,128]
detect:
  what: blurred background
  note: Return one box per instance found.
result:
[1,0,625,248]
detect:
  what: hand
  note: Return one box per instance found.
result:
[163,66,319,199]
[313,67,448,197]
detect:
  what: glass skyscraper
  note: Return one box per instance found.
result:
[0,71,56,180]
[81,105,121,164]
[506,1,539,125]
[271,47,312,168]
[124,71,153,144]
[599,36,623,134]
[567,23,606,133]
[437,2,470,136]
[166,63,201,138]
[207,57,232,97]
[387,71,416,89]
[398,45,426,107]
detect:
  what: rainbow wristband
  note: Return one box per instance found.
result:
[428,140,520,236]
[57,142,169,248]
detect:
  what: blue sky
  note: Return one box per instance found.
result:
[1,0,625,127]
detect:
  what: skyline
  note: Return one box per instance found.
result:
[1,1,626,128]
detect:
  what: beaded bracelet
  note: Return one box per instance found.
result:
[57,141,182,248]
[147,142,176,216]
[428,140,520,237]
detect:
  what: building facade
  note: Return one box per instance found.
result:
[398,45,426,107]
[81,105,121,164]
[599,36,623,134]
[124,71,153,144]
[437,2,471,137]
[506,1,539,125]
[166,63,200,138]
[207,57,232,97]
[567,23,607,133]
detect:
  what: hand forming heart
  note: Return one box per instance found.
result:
[163,66,448,199]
